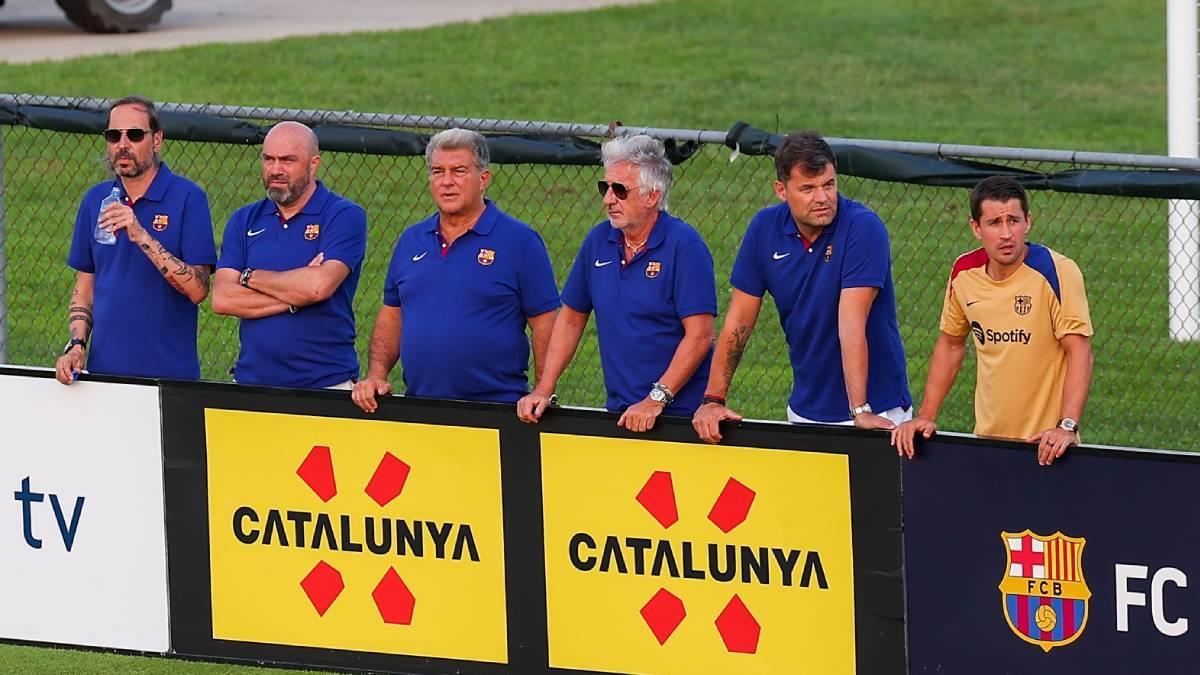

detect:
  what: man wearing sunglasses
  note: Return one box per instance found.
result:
[517,134,717,432]
[693,130,911,443]
[56,95,217,385]
[212,121,367,389]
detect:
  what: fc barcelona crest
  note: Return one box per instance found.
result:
[999,530,1091,652]
[824,244,833,262]
[1014,295,1032,316]
[152,214,169,231]
[304,223,320,241]
[645,261,662,278]
[477,248,495,266]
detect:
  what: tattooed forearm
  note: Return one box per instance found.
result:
[67,305,93,329]
[722,325,753,383]
[195,265,211,292]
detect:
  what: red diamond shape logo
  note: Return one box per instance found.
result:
[707,477,755,533]
[299,560,344,616]
[296,445,337,502]
[372,567,416,625]
[636,470,679,529]
[364,452,411,507]
[640,587,686,645]
[714,594,761,653]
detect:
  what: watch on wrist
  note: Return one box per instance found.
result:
[1058,417,1080,434]
[548,393,559,407]
[649,381,675,406]
[62,338,87,355]
[239,267,255,288]
[849,402,873,419]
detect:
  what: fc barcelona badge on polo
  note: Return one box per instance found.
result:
[646,261,662,278]
[1014,295,1032,316]
[304,224,320,241]
[477,248,496,266]
[152,214,169,231]
[824,244,833,262]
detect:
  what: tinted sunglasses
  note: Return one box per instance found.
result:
[103,128,150,143]
[597,180,638,200]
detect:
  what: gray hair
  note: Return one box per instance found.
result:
[425,128,489,171]
[601,134,673,211]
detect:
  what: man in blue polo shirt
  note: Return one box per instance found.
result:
[516,134,716,432]
[56,95,216,384]
[693,130,911,443]
[212,121,367,389]
[351,128,559,410]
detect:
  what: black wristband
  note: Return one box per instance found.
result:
[63,337,87,355]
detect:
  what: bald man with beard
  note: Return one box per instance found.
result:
[212,121,368,389]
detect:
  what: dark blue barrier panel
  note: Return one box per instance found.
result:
[904,436,1200,674]
[159,380,905,674]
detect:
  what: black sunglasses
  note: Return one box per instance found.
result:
[103,128,150,143]
[597,180,638,200]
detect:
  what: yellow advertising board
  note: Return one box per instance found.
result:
[541,434,855,674]
[204,409,507,663]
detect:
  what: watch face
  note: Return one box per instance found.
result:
[649,388,666,403]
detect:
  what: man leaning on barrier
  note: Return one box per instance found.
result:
[516,134,717,432]
[56,95,217,385]
[692,130,912,443]
[891,176,1094,465]
[351,128,560,412]
[212,121,367,389]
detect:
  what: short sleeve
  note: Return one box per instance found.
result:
[67,194,96,273]
[321,203,368,272]
[939,272,970,337]
[560,239,594,314]
[841,211,890,289]
[518,229,561,317]
[728,218,765,297]
[674,239,718,318]
[382,235,404,308]
[1052,257,1094,339]
[216,210,247,271]
[180,187,217,266]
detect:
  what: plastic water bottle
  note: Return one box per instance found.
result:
[94,186,120,245]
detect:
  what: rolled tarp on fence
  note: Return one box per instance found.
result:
[724,121,1200,199]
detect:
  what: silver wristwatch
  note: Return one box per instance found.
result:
[849,403,873,419]
[649,382,674,406]
[1058,417,1080,434]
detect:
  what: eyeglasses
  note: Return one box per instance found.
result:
[597,180,639,200]
[103,128,150,143]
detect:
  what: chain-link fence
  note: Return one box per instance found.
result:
[2,95,1198,451]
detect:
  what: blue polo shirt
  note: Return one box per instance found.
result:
[561,211,716,415]
[217,181,366,389]
[67,163,217,380]
[730,197,910,421]
[384,200,560,403]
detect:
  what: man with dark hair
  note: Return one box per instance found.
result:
[56,95,217,384]
[693,130,911,442]
[517,134,716,432]
[891,176,1093,465]
[351,128,559,410]
[212,121,367,389]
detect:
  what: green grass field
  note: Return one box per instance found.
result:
[0,0,1187,672]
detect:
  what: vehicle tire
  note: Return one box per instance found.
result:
[56,0,172,33]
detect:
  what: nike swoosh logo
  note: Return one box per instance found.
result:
[966,300,980,307]
[772,251,790,260]
[594,259,614,268]
[412,251,428,262]
[247,228,266,237]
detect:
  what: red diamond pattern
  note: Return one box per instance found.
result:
[707,477,755,533]
[296,445,337,502]
[714,594,761,653]
[299,560,344,616]
[364,452,411,507]
[372,567,416,625]
[640,587,686,645]
[636,470,679,529]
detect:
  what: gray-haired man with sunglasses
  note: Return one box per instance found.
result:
[57,95,216,384]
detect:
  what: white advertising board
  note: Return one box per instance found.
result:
[0,370,169,652]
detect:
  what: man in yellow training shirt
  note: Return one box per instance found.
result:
[891,176,1093,465]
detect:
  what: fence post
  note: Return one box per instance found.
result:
[0,126,8,362]
[1167,0,1200,341]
